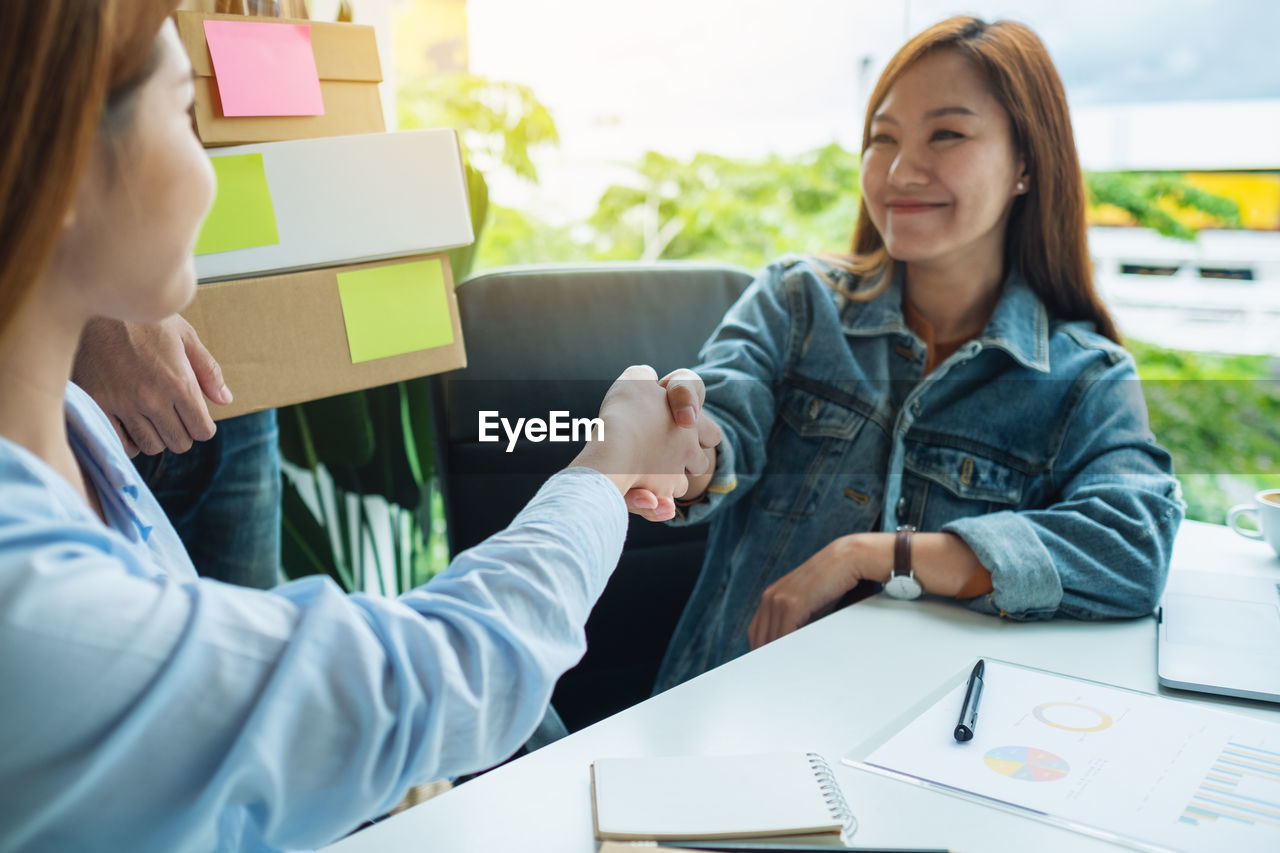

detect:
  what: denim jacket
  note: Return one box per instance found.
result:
[655,257,1184,692]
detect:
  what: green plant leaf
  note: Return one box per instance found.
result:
[280,474,353,591]
[290,391,376,471]
[324,384,421,507]
[401,377,435,484]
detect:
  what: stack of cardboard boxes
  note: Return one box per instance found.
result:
[173,4,470,419]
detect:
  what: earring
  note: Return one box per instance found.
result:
[1017,181,1026,192]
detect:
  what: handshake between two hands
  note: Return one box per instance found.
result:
[571,365,722,522]
[72,314,722,523]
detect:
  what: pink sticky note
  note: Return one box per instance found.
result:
[203,20,324,117]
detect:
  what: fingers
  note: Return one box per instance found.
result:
[172,320,224,446]
[120,414,167,457]
[75,317,220,455]
[659,368,706,429]
[696,412,723,450]
[627,488,659,511]
[748,579,815,650]
[747,606,763,650]
[175,403,217,447]
[747,597,793,650]
[681,443,718,479]
[594,365,712,506]
[619,364,660,382]
[748,592,773,650]
[756,596,799,649]
[130,389,208,453]
[659,368,706,403]
[163,322,219,447]
[625,489,677,522]
[770,595,799,647]
[182,322,231,407]
[150,404,199,454]
[109,415,139,458]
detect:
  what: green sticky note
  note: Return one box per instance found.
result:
[194,153,279,255]
[336,259,454,363]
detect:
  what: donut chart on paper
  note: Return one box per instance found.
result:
[984,746,1070,782]
[1033,702,1113,732]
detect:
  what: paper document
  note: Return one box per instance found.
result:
[848,660,1280,852]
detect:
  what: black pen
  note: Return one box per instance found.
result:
[953,659,985,742]
[654,843,951,852]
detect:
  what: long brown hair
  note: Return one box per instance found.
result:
[825,16,1120,343]
[0,0,180,343]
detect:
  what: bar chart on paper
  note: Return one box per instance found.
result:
[1180,741,1280,830]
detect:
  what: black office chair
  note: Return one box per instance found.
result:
[430,262,753,731]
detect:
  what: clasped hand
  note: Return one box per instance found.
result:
[597,368,878,650]
[73,316,231,457]
[573,367,722,520]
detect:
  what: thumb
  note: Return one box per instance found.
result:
[659,369,705,429]
[182,325,232,405]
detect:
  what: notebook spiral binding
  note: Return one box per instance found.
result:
[806,752,859,841]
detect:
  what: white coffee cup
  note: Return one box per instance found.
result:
[1227,489,1280,557]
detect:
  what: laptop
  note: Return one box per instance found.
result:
[1157,569,1280,704]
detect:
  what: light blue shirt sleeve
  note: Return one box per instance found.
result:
[0,385,627,852]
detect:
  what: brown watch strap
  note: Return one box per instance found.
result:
[894,525,915,579]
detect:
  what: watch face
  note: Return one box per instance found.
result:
[884,575,923,600]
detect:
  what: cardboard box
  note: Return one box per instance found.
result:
[175,10,384,146]
[194,129,473,282]
[183,254,467,420]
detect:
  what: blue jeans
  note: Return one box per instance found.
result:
[132,409,281,589]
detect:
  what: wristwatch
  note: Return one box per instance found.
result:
[883,524,923,600]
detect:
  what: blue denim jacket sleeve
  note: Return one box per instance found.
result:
[672,264,793,525]
[943,348,1184,621]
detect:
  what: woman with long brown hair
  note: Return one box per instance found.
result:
[0,3,713,849]
[644,17,1184,692]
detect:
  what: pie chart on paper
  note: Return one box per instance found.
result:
[983,746,1070,782]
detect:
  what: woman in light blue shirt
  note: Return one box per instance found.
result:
[0,3,715,851]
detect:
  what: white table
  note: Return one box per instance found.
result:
[325,521,1280,852]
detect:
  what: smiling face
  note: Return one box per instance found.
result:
[55,20,215,324]
[860,49,1027,276]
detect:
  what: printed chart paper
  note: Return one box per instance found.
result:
[855,661,1280,852]
[203,20,324,117]
[195,153,279,256]
[336,259,454,364]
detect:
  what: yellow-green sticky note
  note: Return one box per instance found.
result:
[336,259,454,363]
[194,153,279,255]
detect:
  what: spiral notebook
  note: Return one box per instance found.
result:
[589,752,857,845]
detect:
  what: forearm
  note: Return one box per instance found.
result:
[748,528,993,648]
[947,493,1179,620]
[401,469,627,763]
[1,470,627,853]
[848,531,992,598]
